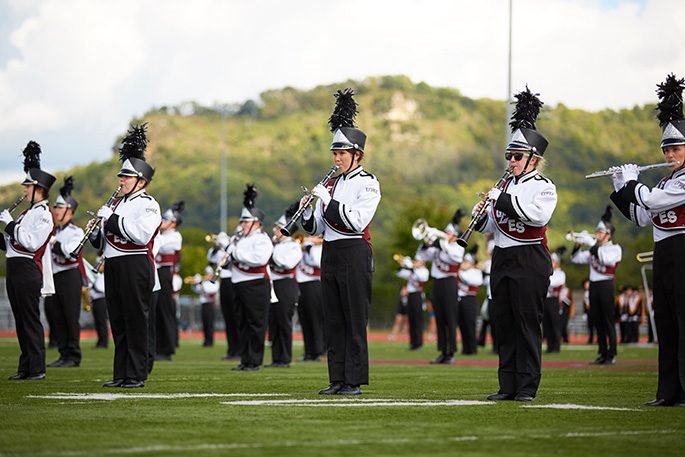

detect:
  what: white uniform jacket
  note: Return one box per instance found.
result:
[396,265,430,293]
[230,229,273,284]
[51,222,85,274]
[476,169,557,248]
[156,228,182,269]
[270,237,303,281]
[192,279,220,304]
[296,242,322,283]
[415,240,464,279]
[610,167,685,243]
[546,268,566,298]
[457,266,483,297]
[570,241,622,282]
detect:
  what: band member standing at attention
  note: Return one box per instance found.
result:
[190,266,221,347]
[295,235,325,362]
[457,245,483,355]
[473,87,557,402]
[302,89,381,395]
[229,184,273,372]
[46,176,86,368]
[208,230,242,360]
[570,206,622,366]
[154,201,184,361]
[610,73,685,407]
[396,256,430,351]
[268,203,303,368]
[559,284,574,344]
[89,254,109,349]
[543,247,566,353]
[415,210,465,364]
[1,141,56,381]
[90,124,161,388]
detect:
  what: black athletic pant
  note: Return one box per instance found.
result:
[407,291,424,349]
[270,278,298,364]
[91,297,109,348]
[201,301,215,346]
[590,279,617,359]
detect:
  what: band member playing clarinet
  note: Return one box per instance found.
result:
[610,73,685,407]
[473,87,557,402]
[1,141,56,381]
[91,124,161,389]
[302,89,381,395]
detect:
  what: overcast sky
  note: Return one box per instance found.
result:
[1,0,682,184]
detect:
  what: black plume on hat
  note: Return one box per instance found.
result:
[59,176,75,198]
[452,208,465,226]
[601,205,613,223]
[596,204,615,234]
[510,86,543,132]
[22,141,42,172]
[285,201,300,220]
[118,123,149,162]
[328,88,358,132]
[171,200,185,213]
[243,184,258,210]
[656,73,685,127]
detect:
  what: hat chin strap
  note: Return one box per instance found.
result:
[125,176,143,198]
[519,150,535,177]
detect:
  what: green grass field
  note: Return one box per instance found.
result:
[0,334,681,457]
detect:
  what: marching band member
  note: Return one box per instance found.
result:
[2,141,56,381]
[457,245,483,355]
[570,206,622,366]
[559,284,574,344]
[582,278,594,344]
[229,184,273,371]
[302,89,381,395]
[415,210,465,364]
[295,235,325,362]
[395,256,429,351]
[544,247,566,353]
[154,201,184,361]
[473,87,557,402]
[610,73,685,406]
[89,254,109,349]
[46,176,86,368]
[477,237,497,353]
[91,124,161,388]
[190,266,221,347]
[268,204,303,368]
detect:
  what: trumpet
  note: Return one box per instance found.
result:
[412,218,447,247]
[183,275,202,284]
[565,230,597,243]
[70,186,122,259]
[205,233,219,243]
[457,167,514,248]
[636,251,653,263]
[585,161,680,179]
[280,165,339,236]
[5,195,26,214]
[393,253,416,268]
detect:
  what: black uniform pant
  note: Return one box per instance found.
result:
[155,266,176,357]
[297,280,326,358]
[560,305,570,343]
[7,258,46,375]
[91,297,109,348]
[270,278,298,364]
[590,279,617,358]
[44,268,82,363]
[458,295,478,355]
[201,301,215,346]
[219,278,241,358]
[652,234,685,403]
[234,278,270,367]
[407,291,424,350]
[321,239,372,386]
[491,244,550,398]
[543,296,561,353]
[44,293,59,348]
[433,277,458,356]
[105,255,153,382]
[147,290,158,374]
[478,298,498,351]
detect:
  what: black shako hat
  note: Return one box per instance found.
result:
[21,141,56,190]
[329,88,366,153]
[444,209,465,237]
[239,184,265,224]
[54,176,78,211]
[596,205,615,235]
[163,201,185,226]
[656,73,685,148]
[117,123,155,182]
[507,86,548,156]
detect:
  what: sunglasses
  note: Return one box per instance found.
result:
[505,152,531,161]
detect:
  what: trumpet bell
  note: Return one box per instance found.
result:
[205,233,218,243]
[636,251,653,263]
[411,219,428,241]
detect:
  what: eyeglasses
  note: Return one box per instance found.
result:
[505,152,530,161]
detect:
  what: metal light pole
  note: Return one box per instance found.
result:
[505,0,513,158]
[220,107,228,234]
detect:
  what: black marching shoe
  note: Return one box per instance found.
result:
[338,384,362,395]
[103,379,125,388]
[47,359,66,367]
[264,363,290,368]
[8,372,28,380]
[487,393,515,401]
[121,379,145,388]
[602,357,616,365]
[26,373,45,380]
[60,360,79,368]
[514,394,534,402]
[319,381,344,395]
[231,364,245,371]
[243,365,260,371]
[644,399,672,407]
[589,356,606,365]
[674,400,685,407]
[430,354,445,364]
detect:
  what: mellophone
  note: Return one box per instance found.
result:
[69,186,122,259]
[585,161,680,179]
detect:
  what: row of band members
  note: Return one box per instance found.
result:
[3,78,684,406]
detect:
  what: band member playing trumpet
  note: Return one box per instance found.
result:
[570,205,622,366]
[1,141,56,381]
[46,176,86,368]
[610,73,685,407]
[267,203,303,368]
[472,87,557,402]
[415,210,465,364]
[301,89,381,395]
[395,255,429,351]
[91,124,161,389]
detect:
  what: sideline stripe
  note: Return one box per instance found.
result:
[220,399,493,407]
[522,403,641,411]
[27,393,289,401]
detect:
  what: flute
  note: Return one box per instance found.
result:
[585,162,680,179]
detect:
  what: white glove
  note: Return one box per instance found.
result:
[577,230,595,246]
[216,232,229,250]
[0,209,13,225]
[194,274,202,283]
[311,184,331,206]
[487,188,502,202]
[97,206,113,221]
[621,163,639,182]
[300,195,313,220]
[401,258,413,269]
[472,201,487,217]
[609,166,625,191]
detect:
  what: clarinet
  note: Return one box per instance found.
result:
[280,165,339,236]
[5,195,26,214]
[70,186,122,259]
